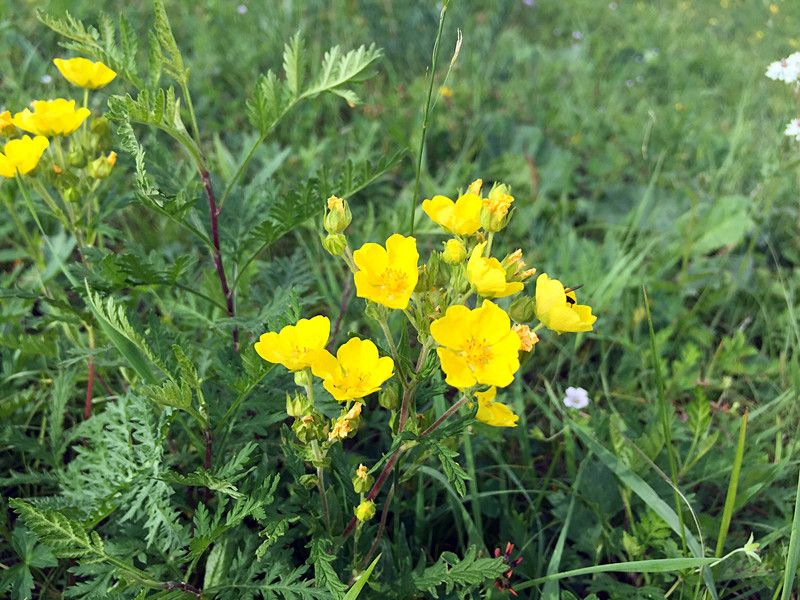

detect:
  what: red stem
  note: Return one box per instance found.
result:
[84,356,95,420]
[201,169,238,352]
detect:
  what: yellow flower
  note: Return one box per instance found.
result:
[439,85,453,99]
[53,57,117,89]
[254,315,330,371]
[353,234,419,309]
[442,238,467,264]
[0,135,50,178]
[13,99,91,137]
[355,500,376,522]
[324,195,351,234]
[481,184,514,232]
[422,192,482,235]
[475,387,518,427]
[535,273,597,333]
[311,337,394,401]
[467,241,524,298]
[430,300,521,389]
[0,111,14,136]
[513,324,539,352]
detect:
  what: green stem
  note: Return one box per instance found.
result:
[409,0,449,235]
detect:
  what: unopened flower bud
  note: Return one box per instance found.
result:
[502,249,536,282]
[352,463,374,493]
[293,413,324,443]
[90,116,113,151]
[324,195,352,234]
[67,145,87,168]
[286,392,309,417]
[442,238,467,264]
[62,187,81,203]
[293,369,312,389]
[378,383,400,410]
[467,178,483,195]
[508,296,536,323]
[481,183,514,232]
[355,500,376,522]
[322,233,347,257]
[87,152,116,179]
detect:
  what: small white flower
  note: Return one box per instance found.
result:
[572,31,584,41]
[563,387,590,409]
[608,2,618,9]
[237,4,248,14]
[784,118,800,140]
[766,52,800,83]
[40,74,52,84]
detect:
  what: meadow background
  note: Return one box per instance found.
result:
[2,0,800,598]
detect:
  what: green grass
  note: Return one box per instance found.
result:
[1,0,800,598]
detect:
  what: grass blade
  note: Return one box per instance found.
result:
[782,468,800,600]
[714,410,748,557]
[344,554,381,600]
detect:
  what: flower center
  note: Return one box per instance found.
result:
[378,268,408,299]
[463,337,493,368]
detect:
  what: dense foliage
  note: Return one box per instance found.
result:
[1,1,799,599]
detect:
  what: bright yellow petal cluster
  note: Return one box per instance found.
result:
[422,192,482,235]
[13,99,91,137]
[430,300,521,389]
[475,387,518,427]
[535,274,597,333]
[53,57,117,89]
[353,234,419,309]
[0,135,50,178]
[467,241,524,298]
[254,315,330,371]
[311,337,394,401]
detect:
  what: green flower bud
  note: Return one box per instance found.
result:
[508,296,536,323]
[67,144,87,168]
[323,195,352,234]
[378,382,400,410]
[90,116,113,152]
[352,464,374,494]
[354,500,376,522]
[62,187,81,203]
[441,238,467,264]
[292,413,324,443]
[286,392,311,417]
[322,233,347,257]
[298,474,319,489]
[87,152,116,179]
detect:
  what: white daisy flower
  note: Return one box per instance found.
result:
[766,52,800,83]
[563,387,590,410]
[785,118,800,140]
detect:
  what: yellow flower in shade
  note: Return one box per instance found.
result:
[353,234,419,309]
[513,324,539,352]
[0,135,50,178]
[481,184,514,232]
[13,99,91,137]
[535,273,597,333]
[0,111,14,136]
[311,337,394,401]
[53,57,117,89]
[254,315,330,371]
[422,192,482,235]
[467,241,524,298]
[474,387,518,427]
[430,300,521,389]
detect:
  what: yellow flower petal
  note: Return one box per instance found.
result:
[353,234,418,310]
[254,315,330,371]
[475,387,518,427]
[13,99,91,137]
[54,57,117,89]
[313,337,394,401]
[0,135,50,178]
[535,273,597,334]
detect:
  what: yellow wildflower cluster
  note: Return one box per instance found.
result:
[1,57,117,179]
[256,178,596,443]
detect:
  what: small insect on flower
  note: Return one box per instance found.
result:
[254,315,330,372]
[475,387,518,427]
[53,57,117,89]
[766,52,800,83]
[431,300,521,389]
[563,386,590,409]
[311,337,394,401]
[535,273,596,333]
[353,234,419,309]
[0,135,50,178]
[493,542,523,596]
[13,99,91,137]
